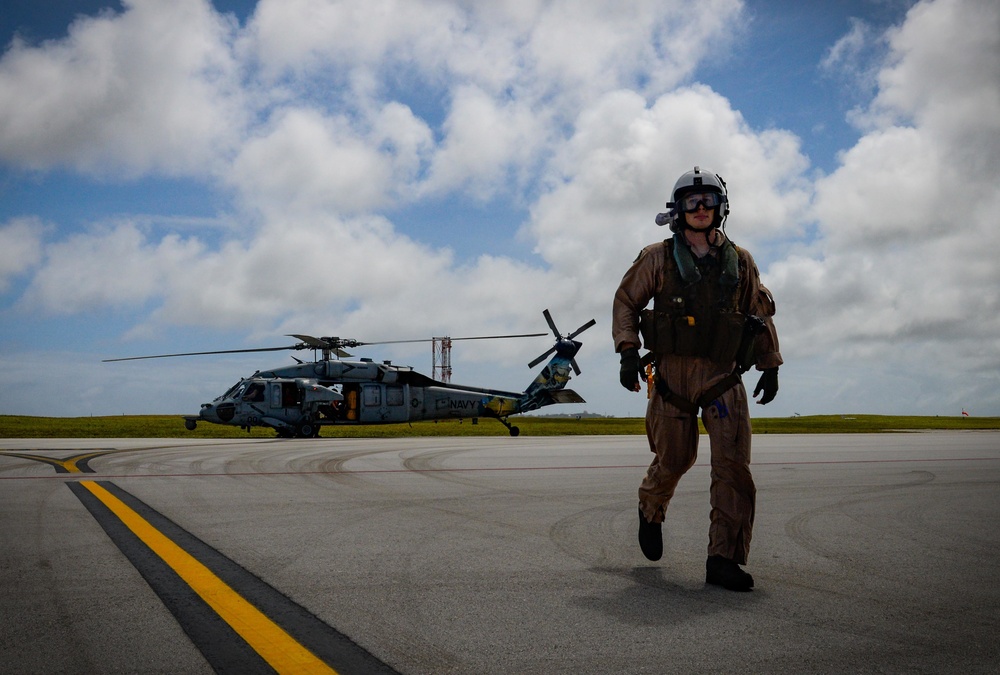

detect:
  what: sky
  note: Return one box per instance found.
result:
[1,0,998,421]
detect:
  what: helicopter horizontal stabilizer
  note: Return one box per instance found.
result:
[547,389,585,404]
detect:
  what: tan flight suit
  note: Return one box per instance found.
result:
[612,234,781,565]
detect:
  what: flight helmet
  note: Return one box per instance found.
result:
[656,166,730,231]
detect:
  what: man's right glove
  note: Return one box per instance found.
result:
[754,367,779,405]
[619,347,644,392]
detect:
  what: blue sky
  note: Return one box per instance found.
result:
[1,0,998,420]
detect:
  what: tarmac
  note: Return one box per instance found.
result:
[2,431,998,674]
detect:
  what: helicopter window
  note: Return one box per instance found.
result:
[243,383,265,402]
[386,385,404,406]
[363,385,381,407]
[230,382,248,400]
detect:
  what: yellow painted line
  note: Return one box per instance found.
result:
[58,458,83,473]
[79,481,337,674]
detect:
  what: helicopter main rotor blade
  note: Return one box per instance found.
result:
[106,331,548,364]
[567,318,597,340]
[528,346,557,369]
[355,332,548,346]
[103,345,301,362]
[445,332,548,342]
[332,333,548,347]
[542,309,560,338]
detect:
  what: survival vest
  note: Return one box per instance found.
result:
[638,236,748,365]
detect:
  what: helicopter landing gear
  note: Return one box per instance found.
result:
[497,417,520,437]
[297,422,317,438]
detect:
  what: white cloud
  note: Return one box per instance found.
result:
[242,0,746,199]
[0,217,47,293]
[230,105,433,215]
[820,16,882,95]
[20,221,204,313]
[245,0,743,95]
[769,0,1000,412]
[0,0,244,176]
[419,85,548,199]
[528,85,810,279]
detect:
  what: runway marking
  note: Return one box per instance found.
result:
[78,480,336,673]
[68,479,397,674]
[0,448,126,473]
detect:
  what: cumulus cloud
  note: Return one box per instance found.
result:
[769,0,1000,412]
[528,85,810,280]
[419,85,548,199]
[0,217,47,292]
[0,0,244,176]
[230,105,433,215]
[242,0,745,199]
[20,221,204,312]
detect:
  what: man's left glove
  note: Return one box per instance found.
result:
[619,347,643,392]
[754,367,779,405]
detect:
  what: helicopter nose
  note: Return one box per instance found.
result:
[199,403,220,424]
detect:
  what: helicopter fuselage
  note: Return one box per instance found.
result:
[185,346,584,438]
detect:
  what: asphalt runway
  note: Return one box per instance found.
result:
[2,432,998,674]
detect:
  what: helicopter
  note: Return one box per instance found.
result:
[104,310,596,437]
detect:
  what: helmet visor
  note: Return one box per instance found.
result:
[677,192,725,213]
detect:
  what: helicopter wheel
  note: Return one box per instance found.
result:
[509,425,520,437]
[297,422,316,438]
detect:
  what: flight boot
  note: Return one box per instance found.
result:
[706,555,754,592]
[637,507,662,561]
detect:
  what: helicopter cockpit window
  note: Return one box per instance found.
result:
[217,380,244,401]
[242,383,265,402]
[230,381,248,400]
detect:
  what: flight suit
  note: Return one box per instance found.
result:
[612,234,781,565]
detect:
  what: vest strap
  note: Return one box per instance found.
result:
[653,370,742,417]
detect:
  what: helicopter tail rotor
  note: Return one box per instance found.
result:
[528,309,596,375]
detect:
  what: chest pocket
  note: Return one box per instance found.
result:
[638,240,744,363]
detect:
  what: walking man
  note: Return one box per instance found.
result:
[612,166,782,591]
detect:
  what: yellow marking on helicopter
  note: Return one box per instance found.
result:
[78,481,338,675]
[483,397,519,416]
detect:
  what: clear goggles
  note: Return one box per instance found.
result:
[676,191,725,213]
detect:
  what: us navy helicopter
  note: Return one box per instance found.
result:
[104,310,595,437]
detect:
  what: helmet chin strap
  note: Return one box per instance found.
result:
[678,212,723,241]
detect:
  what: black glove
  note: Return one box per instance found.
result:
[754,367,779,405]
[619,347,643,392]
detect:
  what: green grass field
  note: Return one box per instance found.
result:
[1,414,997,439]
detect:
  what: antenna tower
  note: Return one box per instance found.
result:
[432,336,452,382]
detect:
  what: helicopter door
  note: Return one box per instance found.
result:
[359,384,408,423]
[269,382,301,409]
